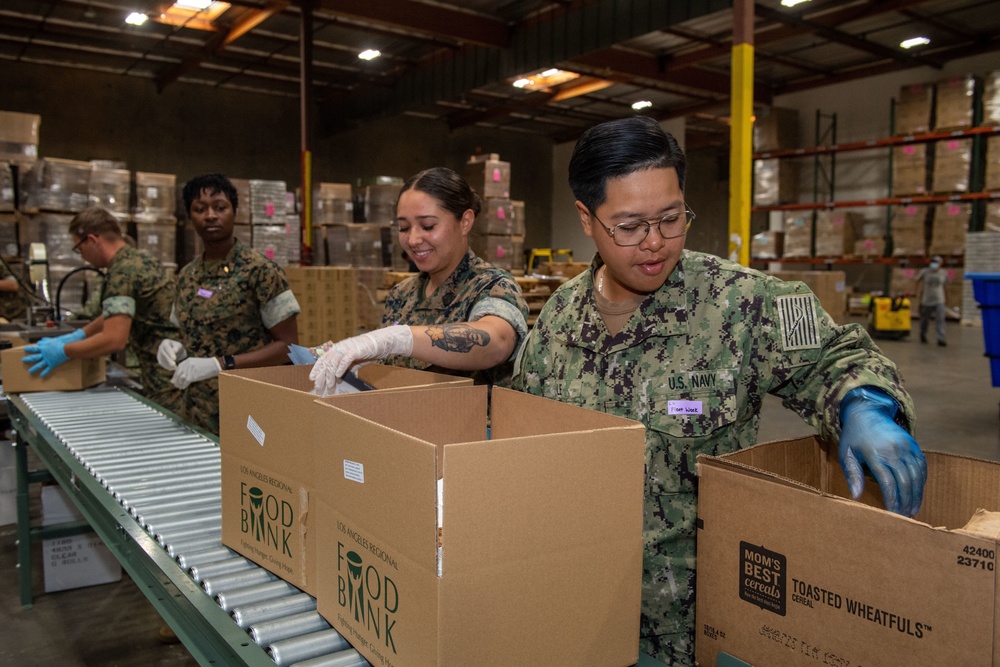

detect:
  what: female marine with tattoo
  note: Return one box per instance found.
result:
[310,167,529,395]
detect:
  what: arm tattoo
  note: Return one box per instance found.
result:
[424,323,491,353]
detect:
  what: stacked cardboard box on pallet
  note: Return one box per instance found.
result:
[932,137,972,193]
[285,265,359,346]
[464,153,524,272]
[933,74,976,131]
[985,135,1000,192]
[0,110,40,163]
[753,158,799,206]
[895,82,934,135]
[892,143,928,196]
[782,211,812,258]
[890,205,929,257]
[929,202,970,257]
[814,210,860,257]
[88,165,130,221]
[751,230,784,260]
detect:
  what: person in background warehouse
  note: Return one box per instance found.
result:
[0,261,27,322]
[310,167,528,395]
[21,207,182,414]
[513,116,927,667]
[157,173,300,435]
[916,254,948,346]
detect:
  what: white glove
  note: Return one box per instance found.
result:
[157,339,187,371]
[310,325,413,397]
[171,356,222,390]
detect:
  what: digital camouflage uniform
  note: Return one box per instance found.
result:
[513,250,916,666]
[101,245,182,414]
[380,249,529,386]
[174,239,300,434]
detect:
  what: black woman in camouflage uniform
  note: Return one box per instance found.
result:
[158,174,300,434]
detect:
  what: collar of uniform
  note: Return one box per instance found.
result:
[549,252,690,351]
[416,249,477,309]
[196,237,241,277]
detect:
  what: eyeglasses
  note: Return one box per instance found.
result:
[592,206,696,246]
[71,235,92,255]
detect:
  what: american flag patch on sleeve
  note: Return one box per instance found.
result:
[777,294,821,350]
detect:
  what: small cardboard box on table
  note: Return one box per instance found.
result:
[0,346,105,393]
[695,435,1000,667]
[218,364,472,595]
[313,385,647,667]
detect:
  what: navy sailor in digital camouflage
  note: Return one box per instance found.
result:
[513,115,927,667]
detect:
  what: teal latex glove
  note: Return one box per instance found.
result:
[22,337,71,377]
[838,386,927,517]
[51,328,87,345]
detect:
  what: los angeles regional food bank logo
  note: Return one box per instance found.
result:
[336,533,400,655]
[239,482,293,557]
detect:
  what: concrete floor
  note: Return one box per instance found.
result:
[1,319,997,666]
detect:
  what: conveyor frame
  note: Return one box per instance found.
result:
[9,388,275,667]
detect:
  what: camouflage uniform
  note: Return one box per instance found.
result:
[173,238,300,434]
[513,250,915,666]
[381,249,529,386]
[0,262,26,321]
[101,245,182,414]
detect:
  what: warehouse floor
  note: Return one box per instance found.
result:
[1,318,997,666]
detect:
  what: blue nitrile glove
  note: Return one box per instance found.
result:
[22,337,71,378]
[51,328,87,345]
[838,386,927,517]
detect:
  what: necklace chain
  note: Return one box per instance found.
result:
[598,266,604,294]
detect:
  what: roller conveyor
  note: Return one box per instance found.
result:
[10,386,671,667]
[9,387,370,667]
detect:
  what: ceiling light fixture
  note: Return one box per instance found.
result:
[900,36,930,49]
[780,0,812,6]
[125,12,148,25]
[358,49,381,61]
[509,68,579,91]
[174,0,215,10]
[632,100,653,111]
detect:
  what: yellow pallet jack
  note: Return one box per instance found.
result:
[869,295,911,340]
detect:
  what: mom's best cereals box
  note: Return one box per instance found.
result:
[313,385,647,667]
[219,364,471,595]
[696,435,1000,667]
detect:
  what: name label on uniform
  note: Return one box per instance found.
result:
[668,400,703,415]
[197,288,214,298]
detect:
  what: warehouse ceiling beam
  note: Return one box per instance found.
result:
[754,3,944,70]
[154,1,288,91]
[307,0,510,49]
[331,0,732,128]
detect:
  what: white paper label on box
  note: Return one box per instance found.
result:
[247,415,265,447]
[344,460,364,484]
[668,400,703,415]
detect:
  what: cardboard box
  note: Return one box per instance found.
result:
[41,486,121,593]
[696,436,1000,667]
[218,364,473,595]
[781,212,812,258]
[0,347,105,393]
[313,385,646,667]
[751,230,783,260]
[814,210,860,258]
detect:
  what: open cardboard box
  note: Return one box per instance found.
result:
[0,346,105,393]
[696,436,1000,666]
[312,385,647,667]
[218,363,472,594]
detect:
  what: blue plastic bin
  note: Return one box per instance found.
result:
[966,273,1000,387]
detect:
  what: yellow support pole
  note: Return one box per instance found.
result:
[729,41,754,267]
